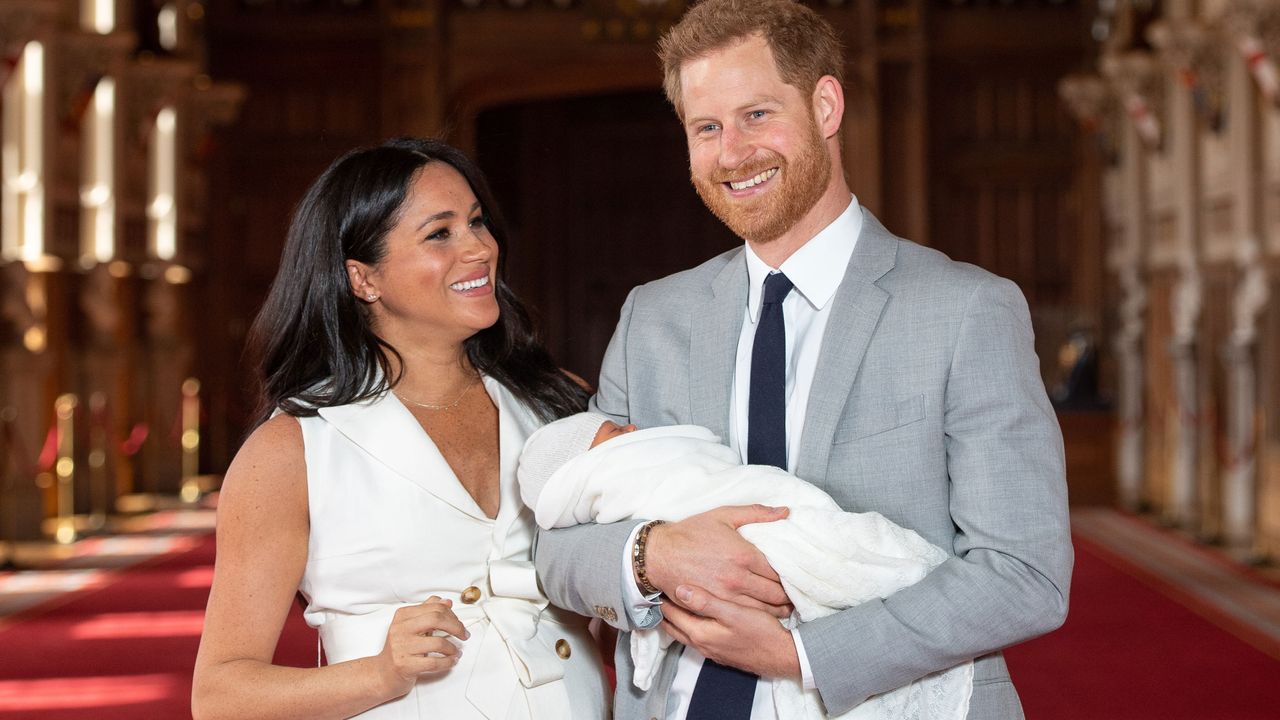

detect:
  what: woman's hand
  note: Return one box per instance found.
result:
[376,597,471,697]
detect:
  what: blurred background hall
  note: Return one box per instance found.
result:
[0,0,1278,717]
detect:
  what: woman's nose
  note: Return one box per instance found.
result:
[461,229,494,261]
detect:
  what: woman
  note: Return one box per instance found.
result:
[193,138,609,719]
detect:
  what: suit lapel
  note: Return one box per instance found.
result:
[318,391,491,521]
[795,210,897,482]
[689,251,747,442]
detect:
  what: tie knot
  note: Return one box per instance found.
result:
[762,272,793,305]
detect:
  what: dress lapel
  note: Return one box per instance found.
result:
[317,390,491,521]
[795,210,897,483]
[489,377,542,542]
[689,251,747,441]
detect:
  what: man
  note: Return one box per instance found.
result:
[534,1,1073,718]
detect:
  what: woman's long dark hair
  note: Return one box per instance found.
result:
[246,137,588,427]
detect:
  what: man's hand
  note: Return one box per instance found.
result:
[644,504,791,618]
[662,584,800,679]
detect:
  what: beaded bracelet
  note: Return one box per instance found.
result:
[632,519,666,596]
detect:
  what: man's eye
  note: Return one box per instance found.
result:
[698,123,720,134]
[748,110,767,120]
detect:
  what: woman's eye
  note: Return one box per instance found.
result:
[469,216,487,229]
[426,228,450,241]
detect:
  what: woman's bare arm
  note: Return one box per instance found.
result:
[191,414,464,720]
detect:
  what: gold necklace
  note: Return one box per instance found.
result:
[395,377,479,411]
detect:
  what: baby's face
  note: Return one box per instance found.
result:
[591,420,637,448]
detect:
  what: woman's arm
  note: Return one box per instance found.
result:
[192,415,465,720]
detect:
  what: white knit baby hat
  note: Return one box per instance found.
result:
[517,412,613,512]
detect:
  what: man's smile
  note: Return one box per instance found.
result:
[727,167,779,192]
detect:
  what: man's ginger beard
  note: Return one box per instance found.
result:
[692,111,831,245]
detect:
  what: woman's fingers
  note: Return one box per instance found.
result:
[391,600,470,640]
[397,633,461,659]
[392,640,461,676]
[386,597,471,665]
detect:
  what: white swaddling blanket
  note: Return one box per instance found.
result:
[521,424,972,720]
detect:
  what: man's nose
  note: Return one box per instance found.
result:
[719,126,753,170]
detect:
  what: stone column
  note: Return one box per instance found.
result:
[1150,18,1217,529]
[1101,52,1159,511]
[1216,0,1280,553]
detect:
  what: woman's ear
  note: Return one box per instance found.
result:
[346,260,379,303]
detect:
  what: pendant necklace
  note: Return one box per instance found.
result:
[396,376,479,411]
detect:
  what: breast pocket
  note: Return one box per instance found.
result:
[833,394,926,444]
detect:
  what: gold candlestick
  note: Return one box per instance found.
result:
[54,394,78,545]
[179,378,201,504]
[87,392,109,531]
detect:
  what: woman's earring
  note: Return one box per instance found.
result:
[366,293,378,302]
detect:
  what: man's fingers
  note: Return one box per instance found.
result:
[730,594,793,619]
[661,600,702,629]
[675,584,743,624]
[744,550,782,583]
[738,570,789,606]
[661,619,692,647]
[720,504,789,529]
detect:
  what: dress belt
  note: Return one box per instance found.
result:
[317,561,570,720]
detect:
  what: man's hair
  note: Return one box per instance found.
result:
[658,0,844,118]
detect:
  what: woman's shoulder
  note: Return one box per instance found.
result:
[226,415,306,488]
[248,412,304,447]
[219,414,308,525]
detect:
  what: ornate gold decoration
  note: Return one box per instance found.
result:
[1101,50,1165,149]
[1147,18,1226,131]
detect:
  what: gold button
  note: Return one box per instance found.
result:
[460,586,481,604]
[555,639,571,659]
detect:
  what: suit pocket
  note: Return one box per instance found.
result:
[833,394,926,444]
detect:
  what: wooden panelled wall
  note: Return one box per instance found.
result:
[199,0,1095,486]
[0,0,1099,548]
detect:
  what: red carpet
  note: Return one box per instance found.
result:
[1006,534,1280,719]
[0,533,315,719]
[1,525,1277,718]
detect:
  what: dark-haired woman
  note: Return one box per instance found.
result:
[192,138,609,720]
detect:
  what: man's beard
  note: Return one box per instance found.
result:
[692,119,830,245]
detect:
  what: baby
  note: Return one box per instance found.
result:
[518,412,973,720]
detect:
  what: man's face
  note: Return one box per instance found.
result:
[680,34,831,245]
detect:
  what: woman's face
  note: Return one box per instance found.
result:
[350,162,501,347]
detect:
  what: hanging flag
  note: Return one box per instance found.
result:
[121,422,149,456]
[37,422,58,472]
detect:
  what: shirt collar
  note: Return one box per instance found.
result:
[745,195,862,322]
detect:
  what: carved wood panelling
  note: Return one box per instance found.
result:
[476,90,738,379]
[1261,269,1280,556]
[1145,270,1176,513]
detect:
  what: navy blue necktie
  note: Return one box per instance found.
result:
[687,271,793,720]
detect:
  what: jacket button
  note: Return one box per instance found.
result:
[460,586,481,604]
[555,639,571,659]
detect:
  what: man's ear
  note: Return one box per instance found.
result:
[346,260,379,302]
[812,75,845,139]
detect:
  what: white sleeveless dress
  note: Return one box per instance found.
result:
[296,377,610,719]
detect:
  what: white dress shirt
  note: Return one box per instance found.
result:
[621,196,863,719]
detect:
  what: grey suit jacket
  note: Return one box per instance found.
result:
[534,210,1073,719]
